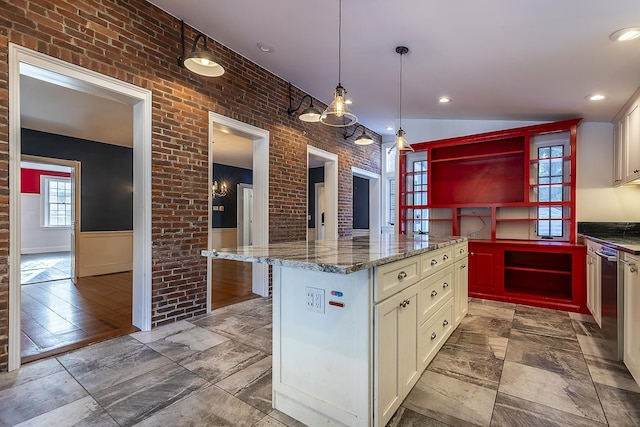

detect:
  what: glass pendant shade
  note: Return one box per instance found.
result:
[320,85,357,127]
[396,128,414,152]
[183,35,225,77]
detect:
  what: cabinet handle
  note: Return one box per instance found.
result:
[443,319,449,327]
[431,259,438,266]
[397,271,407,280]
[431,332,437,340]
[443,254,449,261]
[621,259,638,273]
[431,290,438,297]
[459,248,465,254]
[461,264,467,269]
[587,260,592,265]
[399,299,411,308]
[442,282,449,289]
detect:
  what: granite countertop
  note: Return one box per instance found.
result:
[201,234,467,274]
[578,222,640,255]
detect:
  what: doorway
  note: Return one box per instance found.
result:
[307,146,338,241]
[352,167,382,237]
[8,44,152,371]
[207,112,269,312]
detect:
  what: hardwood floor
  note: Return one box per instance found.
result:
[210,258,258,310]
[20,257,256,363]
[21,271,137,363]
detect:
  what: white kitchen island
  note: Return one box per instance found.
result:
[202,234,468,427]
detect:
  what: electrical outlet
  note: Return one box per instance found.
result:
[305,287,325,314]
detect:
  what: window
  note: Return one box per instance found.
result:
[533,138,569,240]
[43,176,72,227]
[382,142,397,230]
[411,159,429,234]
[387,177,395,225]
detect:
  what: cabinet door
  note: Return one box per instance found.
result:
[468,248,498,293]
[454,258,469,326]
[374,285,419,426]
[623,254,640,387]
[624,102,640,182]
[613,119,625,185]
[586,251,601,327]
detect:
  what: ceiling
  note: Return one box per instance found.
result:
[18,1,640,163]
[149,0,640,137]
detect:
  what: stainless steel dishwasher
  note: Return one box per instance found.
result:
[596,244,624,360]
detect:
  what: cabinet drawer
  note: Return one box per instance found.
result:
[419,299,454,371]
[454,242,468,262]
[375,256,421,302]
[418,266,454,325]
[420,246,454,277]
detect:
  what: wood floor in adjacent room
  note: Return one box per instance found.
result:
[210,258,258,310]
[20,271,138,363]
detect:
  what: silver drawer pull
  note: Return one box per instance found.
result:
[443,254,449,261]
[431,290,438,297]
[461,264,467,269]
[443,319,449,326]
[621,259,638,273]
[443,282,449,289]
[431,259,438,266]
[399,299,411,308]
[397,271,407,280]
[431,332,437,340]
[459,248,465,254]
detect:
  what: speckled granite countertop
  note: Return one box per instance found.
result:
[201,234,467,274]
[578,222,640,255]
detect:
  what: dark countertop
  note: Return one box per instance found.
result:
[578,222,640,255]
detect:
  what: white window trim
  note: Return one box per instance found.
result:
[41,175,72,229]
[381,141,396,233]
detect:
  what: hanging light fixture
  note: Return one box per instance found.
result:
[212,180,228,198]
[344,125,374,145]
[287,83,322,122]
[178,20,225,77]
[320,0,358,127]
[394,46,413,152]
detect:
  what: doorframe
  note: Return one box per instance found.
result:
[237,183,253,247]
[208,112,269,307]
[20,155,80,281]
[307,146,338,240]
[8,43,153,371]
[314,182,325,240]
[352,166,381,236]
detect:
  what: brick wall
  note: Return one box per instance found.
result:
[0,0,381,371]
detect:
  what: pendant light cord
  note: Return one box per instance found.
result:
[399,49,403,129]
[338,0,342,85]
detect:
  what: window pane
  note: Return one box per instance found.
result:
[551,146,564,157]
[386,148,396,173]
[539,147,550,159]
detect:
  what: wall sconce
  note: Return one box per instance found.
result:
[178,20,225,77]
[212,180,228,198]
[344,125,374,146]
[287,83,322,122]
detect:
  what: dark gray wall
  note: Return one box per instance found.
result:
[307,167,324,228]
[212,163,253,228]
[353,175,370,229]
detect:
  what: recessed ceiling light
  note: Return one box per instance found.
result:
[609,27,640,41]
[386,126,394,131]
[586,94,606,101]
[439,96,451,103]
[257,42,275,53]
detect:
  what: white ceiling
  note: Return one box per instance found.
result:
[148,0,640,137]
[18,1,640,165]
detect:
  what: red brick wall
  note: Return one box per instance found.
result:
[0,0,381,371]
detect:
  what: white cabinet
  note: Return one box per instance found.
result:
[586,240,601,327]
[613,98,640,185]
[374,283,419,424]
[623,253,640,387]
[454,246,469,327]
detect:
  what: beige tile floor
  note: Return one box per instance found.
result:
[0,297,639,426]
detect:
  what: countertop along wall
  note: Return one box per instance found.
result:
[396,118,640,223]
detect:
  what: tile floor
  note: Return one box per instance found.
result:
[1,297,639,426]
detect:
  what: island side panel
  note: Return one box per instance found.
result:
[272,266,373,427]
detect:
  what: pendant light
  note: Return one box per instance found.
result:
[320,0,358,127]
[395,46,414,152]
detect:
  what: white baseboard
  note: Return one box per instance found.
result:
[21,246,70,255]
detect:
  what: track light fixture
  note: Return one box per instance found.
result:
[287,83,322,122]
[344,125,374,146]
[394,46,413,152]
[178,20,225,77]
[320,0,358,127]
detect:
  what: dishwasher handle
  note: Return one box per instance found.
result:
[595,249,617,262]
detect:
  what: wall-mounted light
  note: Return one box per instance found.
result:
[287,83,322,122]
[344,125,374,146]
[178,20,225,77]
[212,180,227,198]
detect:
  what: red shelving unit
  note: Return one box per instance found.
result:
[398,118,587,313]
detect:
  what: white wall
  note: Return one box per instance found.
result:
[400,118,640,223]
[20,193,71,253]
[576,122,640,221]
